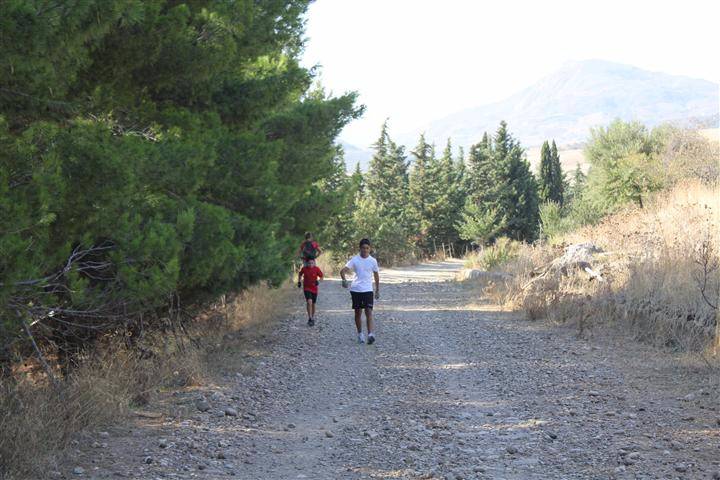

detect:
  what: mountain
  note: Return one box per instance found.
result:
[340,141,372,172]
[399,59,719,150]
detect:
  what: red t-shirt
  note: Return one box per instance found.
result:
[300,266,324,294]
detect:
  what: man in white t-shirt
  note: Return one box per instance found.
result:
[340,238,380,344]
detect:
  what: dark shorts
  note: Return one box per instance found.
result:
[351,291,374,310]
[304,290,318,303]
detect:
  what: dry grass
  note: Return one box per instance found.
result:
[699,127,719,142]
[463,239,523,271]
[489,181,719,362]
[0,282,293,479]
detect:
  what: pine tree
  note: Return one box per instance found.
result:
[409,134,434,248]
[459,121,540,243]
[366,121,410,217]
[425,139,463,250]
[566,163,587,204]
[465,132,493,206]
[358,121,413,262]
[351,162,364,195]
[0,1,361,353]
[320,149,362,260]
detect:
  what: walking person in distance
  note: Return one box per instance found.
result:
[340,239,380,344]
[297,232,322,267]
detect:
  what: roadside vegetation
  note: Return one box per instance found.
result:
[0,282,292,478]
[470,124,719,362]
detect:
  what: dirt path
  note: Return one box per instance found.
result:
[57,260,720,479]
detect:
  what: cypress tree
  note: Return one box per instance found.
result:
[455,145,466,193]
[549,140,565,205]
[538,140,553,203]
[459,121,540,243]
[320,150,366,259]
[453,145,468,244]
[539,140,565,205]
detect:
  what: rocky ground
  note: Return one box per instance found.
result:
[53,260,720,479]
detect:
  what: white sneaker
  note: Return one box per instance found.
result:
[367,333,375,345]
[358,332,365,344]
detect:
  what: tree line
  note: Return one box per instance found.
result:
[322,120,566,263]
[323,114,715,263]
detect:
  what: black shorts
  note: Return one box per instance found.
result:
[304,291,318,303]
[351,291,374,310]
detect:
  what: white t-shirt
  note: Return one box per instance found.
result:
[345,254,379,293]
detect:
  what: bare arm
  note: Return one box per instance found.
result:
[340,266,353,288]
[374,271,380,299]
[340,266,351,281]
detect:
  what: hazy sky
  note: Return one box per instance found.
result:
[300,0,720,148]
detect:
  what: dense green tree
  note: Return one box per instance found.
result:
[318,148,361,261]
[584,120,665,209]
[465,132,493,206]
[351,162,365,195]
[538,141,553,202]
[0,1,362,359]
[409,134,435,249]
[425,139,463,250]
[566,163,587,205]
[366,121,410,218]
[494,123,540,241]
[459,122,540,243]
[359,122,414,262]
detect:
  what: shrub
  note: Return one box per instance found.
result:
[465,238,522,271]
[539,201,573,242]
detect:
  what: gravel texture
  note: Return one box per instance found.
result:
[55,260,720,479]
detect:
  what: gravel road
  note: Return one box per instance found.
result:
[57,260,720,480]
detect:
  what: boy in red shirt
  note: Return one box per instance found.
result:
[297,258,324,326]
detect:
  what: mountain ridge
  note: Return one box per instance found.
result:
[343,60,719,171]
[399,59,718,149]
